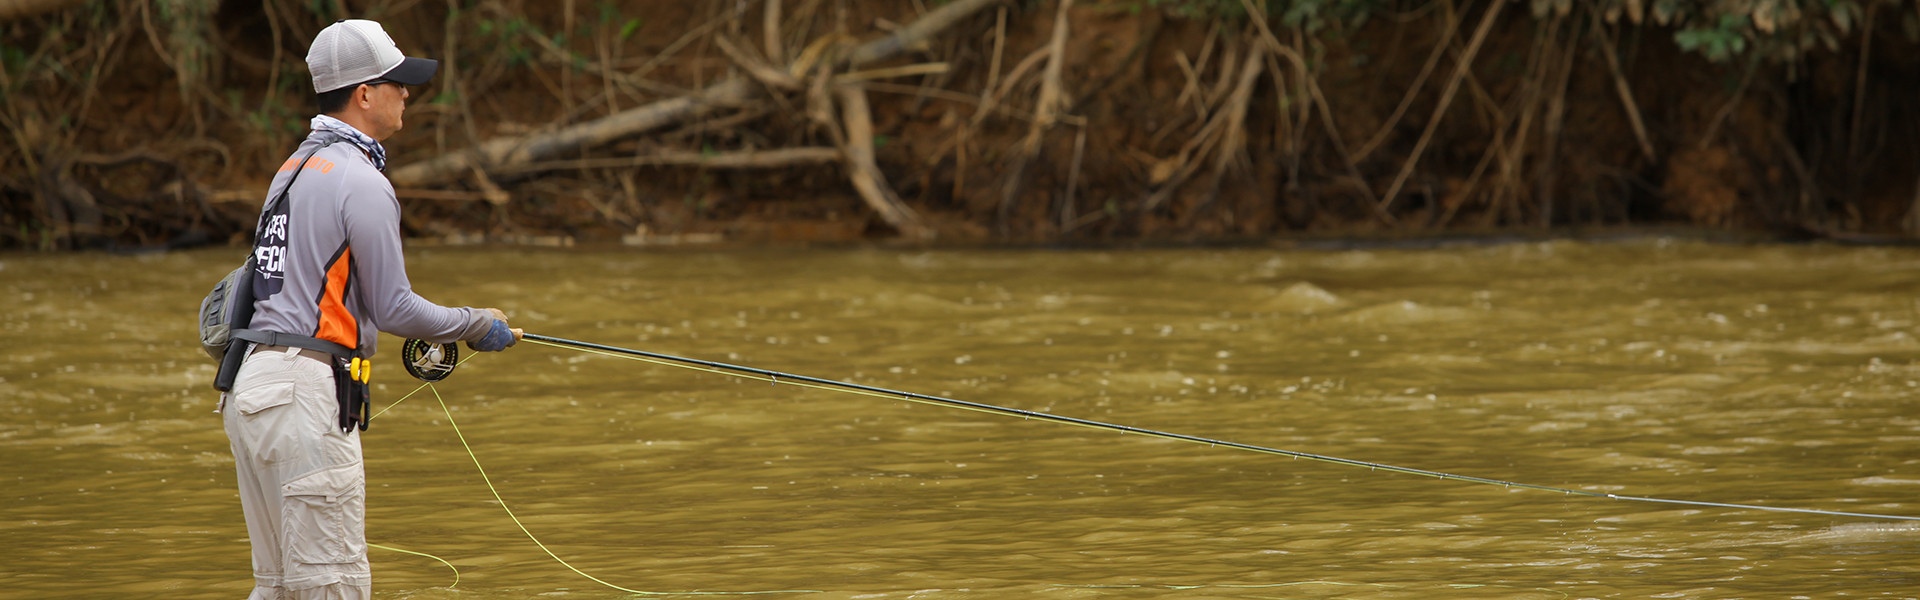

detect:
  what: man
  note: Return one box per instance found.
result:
[221,19,518,600]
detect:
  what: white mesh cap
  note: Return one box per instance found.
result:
[306,19,437,93]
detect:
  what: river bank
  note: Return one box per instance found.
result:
[6,0,1919,251]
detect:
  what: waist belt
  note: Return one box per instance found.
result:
[249,344,333,363]
[236,331,369,434]
[232,329,354,358]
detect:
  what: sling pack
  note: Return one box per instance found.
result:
[201,136,355,392]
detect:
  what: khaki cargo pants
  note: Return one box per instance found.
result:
[222,345,370,600]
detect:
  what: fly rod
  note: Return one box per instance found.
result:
[457,333,1918,522]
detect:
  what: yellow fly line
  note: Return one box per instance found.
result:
[372,350,818,596]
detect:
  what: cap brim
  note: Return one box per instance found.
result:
[381,56,438,86]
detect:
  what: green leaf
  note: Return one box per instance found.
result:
[1,45,27,75]
[620,18,643,40]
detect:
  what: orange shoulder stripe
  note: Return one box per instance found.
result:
[313,246,359,351]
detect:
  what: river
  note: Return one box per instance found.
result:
[4,239,1919,599]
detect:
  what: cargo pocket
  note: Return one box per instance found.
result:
[232,369,298,416]
[281,462,367,565]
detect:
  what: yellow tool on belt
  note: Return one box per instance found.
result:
[349,356,371,383]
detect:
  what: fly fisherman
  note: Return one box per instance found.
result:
[221,19,519,600]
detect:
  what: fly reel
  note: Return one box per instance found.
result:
[400,338,459,382]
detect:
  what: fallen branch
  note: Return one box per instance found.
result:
[387,78,761,188]
[834,63,950,83]
[716,35,801,91]
[498,147,842,175]
[837,84,931,238]
[388,0,1003,191]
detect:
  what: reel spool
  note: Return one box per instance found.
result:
[401,338,459,382]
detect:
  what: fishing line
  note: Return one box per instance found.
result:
[369,347,817,596]
[368,543,459,588]
[425,383,820,596]
[354,353,476,592]
[518,333,1920,523]
[371,350,474,421]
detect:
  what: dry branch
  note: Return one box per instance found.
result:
[1030,0,1073,136]
[1060,127,1087,230]
[764,0,785,64]
[387,78,761,188]
[834,63,950,83]
[1145,35,1262,215]
[1354,0,1468,162]
[971,46,1052,129]
[837,84,930,238]
[1590,16,1656,163]
[1241,0,1385,222]
[716,35,801,91]
[998,0,1074,229]
[387,0,1003,190]
[1188,43,1266,224]
[498,147,842,176]
[1376,0,1506,215]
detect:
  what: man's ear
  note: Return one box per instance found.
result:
[355,84,374,110]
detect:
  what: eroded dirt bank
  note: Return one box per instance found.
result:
[5,0,1918,250]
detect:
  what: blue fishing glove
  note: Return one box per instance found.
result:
[469,319,517,352]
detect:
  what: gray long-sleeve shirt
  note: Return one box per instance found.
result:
[247,129,491,357]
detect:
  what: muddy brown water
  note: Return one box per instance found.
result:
[5,240,1920,599]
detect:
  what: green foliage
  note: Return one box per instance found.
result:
[1,44,27,77]
[306,0,340,17]
[1145,0,1906,62]
[1582,0,1904,62]
[1674,13,1749,62]
[475,16,539,67]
